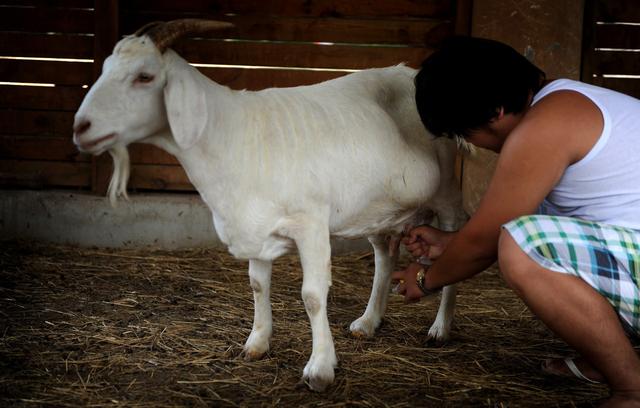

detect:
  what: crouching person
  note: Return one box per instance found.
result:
[392,36,640,407]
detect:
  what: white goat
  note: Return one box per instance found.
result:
[73,20,467,391]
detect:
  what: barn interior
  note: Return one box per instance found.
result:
[1,1,638,406]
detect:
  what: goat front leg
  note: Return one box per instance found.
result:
[243,259,273,360]
[276,214,336,392]
[350,234,396,337]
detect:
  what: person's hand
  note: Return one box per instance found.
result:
[402,225,452,259]
[391,262,428,303]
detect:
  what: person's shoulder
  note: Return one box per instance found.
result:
[527,88,602,136]
[511,89,603,164]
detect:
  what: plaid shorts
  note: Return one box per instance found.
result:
[503,215,640,334]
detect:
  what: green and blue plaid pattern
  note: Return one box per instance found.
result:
[503,215,640,334]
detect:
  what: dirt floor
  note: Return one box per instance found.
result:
[0,241,611,407]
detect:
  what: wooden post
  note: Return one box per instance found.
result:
[580,0,596,85]
[91,0,119,195]
[453,0,473,187]
[454,0,473,36]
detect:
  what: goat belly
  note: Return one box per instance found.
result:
[329,207,420,238]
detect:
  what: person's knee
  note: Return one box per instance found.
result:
[498,228,532,294]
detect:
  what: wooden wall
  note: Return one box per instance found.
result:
[460,0,585,215]
[0,0,96,190]
[0,0,465,194]
[582,0,640,98]
[460,0,640,215]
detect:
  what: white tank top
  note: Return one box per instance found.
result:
[534,79,640,230]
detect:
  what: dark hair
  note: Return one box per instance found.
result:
[415,36,546,138]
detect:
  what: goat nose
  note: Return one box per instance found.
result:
[73,118,91,135]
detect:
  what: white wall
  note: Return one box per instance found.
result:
[1,190,370,253]
[1,190,219,248]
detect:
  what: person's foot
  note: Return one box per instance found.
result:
[542,357,605,383]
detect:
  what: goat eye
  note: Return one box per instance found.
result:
[136,73,154,83]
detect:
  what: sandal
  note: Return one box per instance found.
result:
[541,357,603,384]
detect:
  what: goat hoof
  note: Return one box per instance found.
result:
[303,363,335,392]
[302,351,337,392]
[243,331,270,361]
[424,335,448,347]
[242,342,269,361]
[349,316,379,337]
[426,325,451,345]
[243,349,266,361]
[350,330,367,338]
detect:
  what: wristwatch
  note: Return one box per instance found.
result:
[416,267,440,296]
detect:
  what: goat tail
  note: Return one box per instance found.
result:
[107,145,130,207]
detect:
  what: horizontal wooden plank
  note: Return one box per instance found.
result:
[593,24,640,50]
[122,0,453,19]
[594,0,640,23]
[0,32,94,59]
[129,144,179,165]
[95,162,194,192]
[0,1,93,7]
[0,135,88,162]
[130,164,193,191]
[589,77,640,99]
[0,109,75,137]
[174,39,432,69]
[0,159,91,188]
[0,85,87,111]
[0,5,94,33]
[0,59,93,86]
[199,66,348,90]
[122,15,453,46]
[0,135,180,166]
[591,50,640,75]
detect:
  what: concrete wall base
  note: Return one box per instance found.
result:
[1,190,371,254]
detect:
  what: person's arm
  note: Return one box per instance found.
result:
[407,90,604,294]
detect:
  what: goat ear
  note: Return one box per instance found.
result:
[164,62,208,150]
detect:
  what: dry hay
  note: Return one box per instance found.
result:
[0,240,611,407]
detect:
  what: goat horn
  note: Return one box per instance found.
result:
[133,21,164,37]
[135,19,234,53]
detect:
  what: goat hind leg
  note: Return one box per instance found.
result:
[243,258,273,360]
[427,284,457,343]
[427,201,466,343]
[350,234,395,337]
